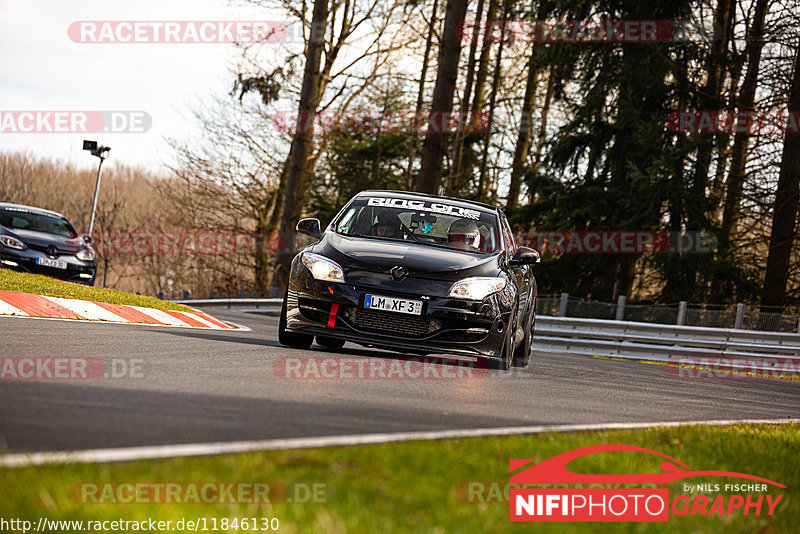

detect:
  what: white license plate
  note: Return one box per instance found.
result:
[364,294,423,315]
[37,257,67,269]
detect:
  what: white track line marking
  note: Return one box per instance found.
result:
[0,298,28,316]
[1,418,796,467]
[45,296,127,323]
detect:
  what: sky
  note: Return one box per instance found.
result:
[0,0,284,172]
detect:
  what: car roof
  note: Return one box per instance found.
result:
[0,202,68,219]
[355,190,501,214]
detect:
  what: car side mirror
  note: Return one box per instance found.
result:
[82,234,93,244]
[509,246,540,266]
[296,218,322,239]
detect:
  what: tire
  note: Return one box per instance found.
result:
[490,338,512,370]
[512,310,532,368]
[316,336,345,350]
[278,288,313,349]
[490,310,516,370]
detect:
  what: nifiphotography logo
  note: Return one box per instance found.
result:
[509,444,785,522]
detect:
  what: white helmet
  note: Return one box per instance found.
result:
[448,218,481,251]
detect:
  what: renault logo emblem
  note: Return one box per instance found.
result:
[47,246,58,258]
[390,265,408,281]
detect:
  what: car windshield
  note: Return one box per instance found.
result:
[0,208,78,238]
[333,197,502,254]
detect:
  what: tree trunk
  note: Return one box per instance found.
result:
[446,0,486,194]
[477,0,511,201]
[406,0,441,190]
[253,203,271,294]
[416,0,471,194]
[717,0,769,263]
[760,42,800,311]
[709,51,746,219]
[270,0,329,290]
[529,68,554,190]
[506,39,539,211]
[687,0,735,230]
[449,0,498,193]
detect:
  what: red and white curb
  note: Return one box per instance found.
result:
[0,290,234,329]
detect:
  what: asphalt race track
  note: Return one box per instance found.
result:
[1,310,798,453]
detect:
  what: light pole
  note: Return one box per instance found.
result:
[83,140,111,236]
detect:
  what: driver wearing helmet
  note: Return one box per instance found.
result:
[448,218,481,252]
[371,212,402,239]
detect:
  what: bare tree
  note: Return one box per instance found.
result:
[272,0,330,291]
[688,0,736,230]
[760,39,800,310]
[717,0,771,262]
[416,0,471,193]
[406,0,441,189]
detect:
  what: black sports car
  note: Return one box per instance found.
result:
[278,191,539,370]
[0,203,97,285]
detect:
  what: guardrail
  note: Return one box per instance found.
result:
[538,293,800,333]
[173,298,281,311]
[532,316,800,373]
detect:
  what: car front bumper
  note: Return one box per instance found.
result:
[0,247,97,285]
[284,259,512,361]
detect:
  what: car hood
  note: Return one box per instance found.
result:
[1,227,82,252]
[312,232,501,281]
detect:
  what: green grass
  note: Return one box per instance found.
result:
[0,269,192,312]
[1,423,796,533]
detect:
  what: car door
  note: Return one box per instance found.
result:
[499,213,530,346]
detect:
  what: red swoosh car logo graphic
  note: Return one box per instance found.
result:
[510,444,785,488]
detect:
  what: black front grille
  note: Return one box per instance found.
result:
[346,307,439,338]
[27,244,73,258]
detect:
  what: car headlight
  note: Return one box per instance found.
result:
[0,235,25,250]
[301,252,345,283]
[448,277,506,300]
[76,249,96,261]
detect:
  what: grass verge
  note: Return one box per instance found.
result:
[0,269,191,312]
[1,423,796,533]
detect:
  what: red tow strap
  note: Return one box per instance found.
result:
[327,303,339,328]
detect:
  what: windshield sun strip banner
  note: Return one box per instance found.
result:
[362,197,485,221]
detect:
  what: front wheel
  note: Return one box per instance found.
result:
[490,337,512,370]
[278,289,313,349]
[490,312,516,370]
[512,308,534,368]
